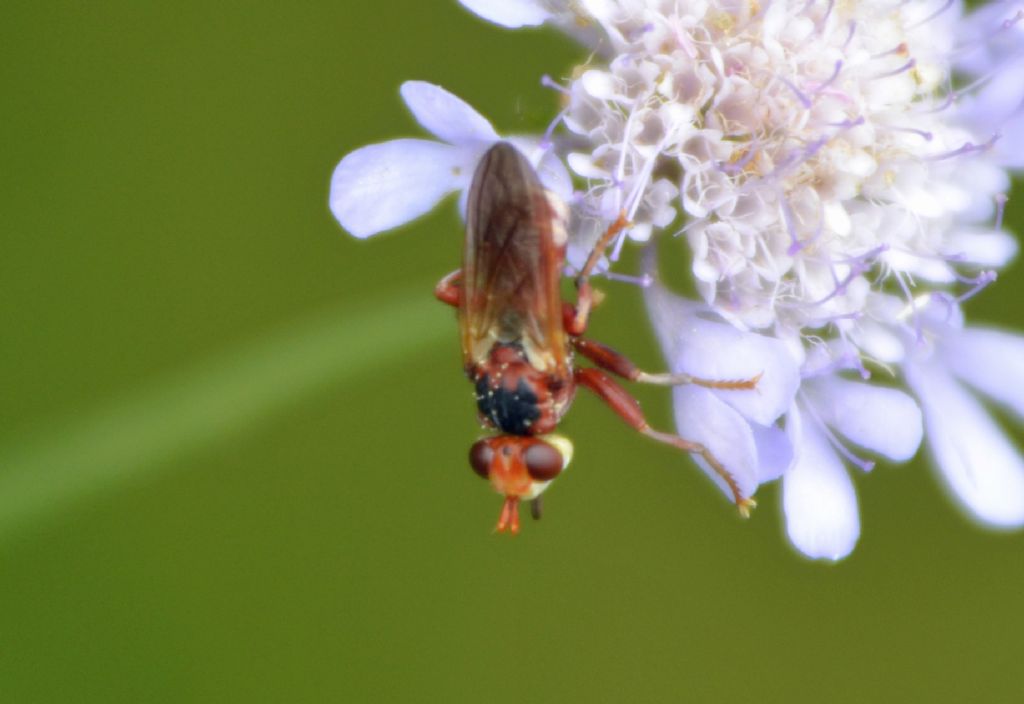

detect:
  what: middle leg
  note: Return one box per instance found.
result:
[574,337,762,390]
[567,211,631,336]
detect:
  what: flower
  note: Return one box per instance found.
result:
[331,0,1024,560]
[784,358,923,560]
[644,275,800,503]
[329,80,570,238]
[902,299,1024,526]
[954,1,1024,169]
[457,0,1024,559]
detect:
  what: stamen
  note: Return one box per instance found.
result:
[952,270,997,303]
[871,42,908,60]
[907,0,955,31]
[601,271,654,287]
[819,0,836,28]
[888,126,933,141]
[625,22,656,41]
[807,245,888,306]
[779,75,813,109]
[923,133,1000,161]
[871,58,915,81]
[781,197,803,255]
[919,292,959,326]
[892,269,924,343]
[916,90,957,115]
[541,107,570,149]
[614,106,640,213]
[804,399,875,472]
[994,193,1008,232]
[952,9,1024,56]
[541,74,570,96]
[826,116,866,130]
[809,60,844,96]
[842,20,857,49]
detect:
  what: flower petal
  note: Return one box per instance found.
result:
[905,360,1024,527]
[783,405,860,561]
[330,139,467,238]
[673,386,758,501]
[505,136,574,200]
[645,283,800,426]
[941,327,1024,420]
[457,0,552,27]
[946,228,1018,267]
[400,81,498,146]
[805,377,923,461]
[751,423,793,484]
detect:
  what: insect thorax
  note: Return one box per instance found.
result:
[472,343,569,436]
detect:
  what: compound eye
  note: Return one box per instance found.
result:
[469,439,493,479]
[524,440,563,481]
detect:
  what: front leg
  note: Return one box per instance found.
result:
[574,367,756,516]
[573,338,762,390]
[568,212,631,336]
[435,269,461,308]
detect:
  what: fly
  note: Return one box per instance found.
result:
[435,142,760,533]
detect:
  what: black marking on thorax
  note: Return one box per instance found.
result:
[474,349,543,436]
[475,374,540,436]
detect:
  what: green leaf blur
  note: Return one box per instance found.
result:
[1,2,1023,702]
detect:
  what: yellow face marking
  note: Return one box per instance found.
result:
[541,433,574,471]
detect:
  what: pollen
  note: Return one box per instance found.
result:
[710,12,734,33]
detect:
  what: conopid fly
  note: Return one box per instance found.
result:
[435,143,759,533]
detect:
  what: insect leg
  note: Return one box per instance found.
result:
[568,212,631,336]
[574,367,756,517]
[530,496,543,521]
[434,269,462,308]
[574,338,762,390]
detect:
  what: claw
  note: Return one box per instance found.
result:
[737,496,757,519]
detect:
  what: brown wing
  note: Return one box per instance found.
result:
[459,142,569,378]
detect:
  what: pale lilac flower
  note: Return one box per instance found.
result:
[784,350,923,560]
[645,278,799,503]
[456,0,551,28]
[954,1,1024,168]
[903,300,1024,526]
[331,1,1024,560]
[330,80,570,238]
[451,0,1024,559]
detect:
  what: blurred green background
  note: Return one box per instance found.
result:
[2,2,1023,702]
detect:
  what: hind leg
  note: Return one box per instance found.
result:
[574,367,755,516]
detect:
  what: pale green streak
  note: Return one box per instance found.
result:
[0,289,448,539]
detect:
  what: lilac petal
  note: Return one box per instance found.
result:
[536,148,573,201]
[905,360,1024,527]
[946,229,1018,267]
[457,0,552,27]
[968,59,1024,131]
[993,119,1024,170]
[330,139,467,238]
[783,406,860,561]
[400,81,498,146]
[673,386,758,501]
[505,136,574,200]
[805,377,923,461]
[751,423,793,484]
[645,283,800,426]
[941,327,1024,420]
